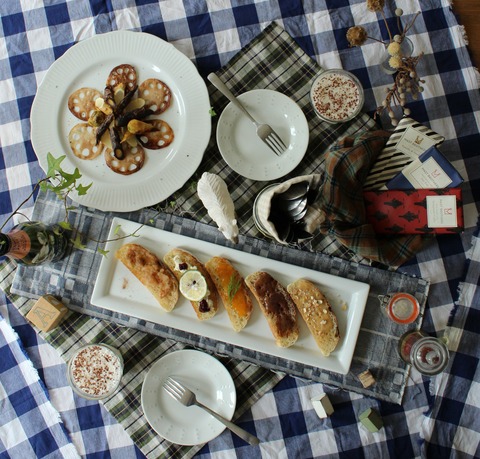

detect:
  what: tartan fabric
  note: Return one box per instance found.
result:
[318,130,427,266]
[167,22,378,265]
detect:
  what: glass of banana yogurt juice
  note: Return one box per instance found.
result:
[309,69,364,123]
[67,343,124,400]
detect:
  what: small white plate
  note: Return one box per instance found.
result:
[216,89,309,181]
[141,349,236,446]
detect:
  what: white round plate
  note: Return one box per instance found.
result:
[216,89,309,181]
[141,349,236,446]
[31,30,211,212]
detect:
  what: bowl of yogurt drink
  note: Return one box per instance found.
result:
[67,343,124,400]
[309,69,364,123]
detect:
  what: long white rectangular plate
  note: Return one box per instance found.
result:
[91,217,370,374]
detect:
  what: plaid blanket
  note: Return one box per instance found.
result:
[319,130,426,266]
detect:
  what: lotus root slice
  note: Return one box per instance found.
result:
[68,123,109,160]
[138,78,172,114]
[106,64,137,93]
[105,143,145,175]
[68,88,102,121]
[138,119,174,149]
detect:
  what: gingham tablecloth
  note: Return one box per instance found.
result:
[1,1,480,458]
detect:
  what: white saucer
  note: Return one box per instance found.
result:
[141,349,236,445]
[216,89,309,181]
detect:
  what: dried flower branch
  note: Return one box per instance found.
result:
[376,54,425,125]
[346,3,423,125]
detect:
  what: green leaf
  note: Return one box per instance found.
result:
[98,248,110,257]
[58,221,72,230]
[113,224,122,235]
[70,168,82,180]
[209,107,217,117]
[46,153,66,177]
[72,234,86,249]
[76,182,92,196]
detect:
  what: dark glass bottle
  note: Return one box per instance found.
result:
[0,221,69,265]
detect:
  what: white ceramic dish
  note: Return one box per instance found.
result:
[31,30,211,212]
[216,89,309,181]
[91,217,370,374]
[141,349,236,445]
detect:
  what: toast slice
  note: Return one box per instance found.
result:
[245,271,299,347]
[287,279,340,356]
[163,248,218,320]
[115,243,178,312]
[205,256,253,332]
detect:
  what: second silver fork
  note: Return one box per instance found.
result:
[163,376,260,446]
[207,73,287,156]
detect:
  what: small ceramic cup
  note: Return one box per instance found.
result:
[67,343,124,400]
[309,69,364,123]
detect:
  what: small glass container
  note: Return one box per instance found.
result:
[378,292,420,324]
[398,330,449,376]
[309,69,364,123]
[67,343,124,400]
[381,37,414,75]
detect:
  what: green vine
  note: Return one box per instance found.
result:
[1,153,148,256]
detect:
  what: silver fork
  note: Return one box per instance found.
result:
[163,376,260,446]
[207,73,287,156]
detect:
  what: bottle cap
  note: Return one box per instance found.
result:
[380,293,420,324]
[411,337,449,375]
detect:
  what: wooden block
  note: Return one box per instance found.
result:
[359,408,383,432]
[26,295,68,332]
[311,393,334,418]
[358,369,376,388]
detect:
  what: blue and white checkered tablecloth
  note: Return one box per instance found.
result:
[1,1,480,458]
